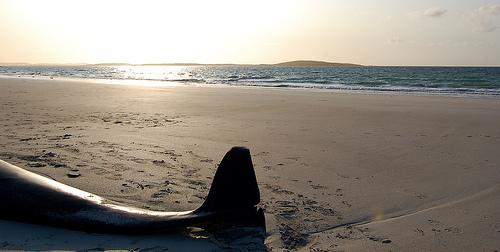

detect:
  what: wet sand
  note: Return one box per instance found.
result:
[1,77,499,251]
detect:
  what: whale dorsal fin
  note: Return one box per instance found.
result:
[196,147,260,213]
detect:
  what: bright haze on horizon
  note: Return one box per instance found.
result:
[1,0,499,66]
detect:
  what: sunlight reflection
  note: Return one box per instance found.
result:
[89,78,184,87]
[87,66,196,87]
[371,206,384,221]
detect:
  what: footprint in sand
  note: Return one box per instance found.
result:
[66,172,81,178]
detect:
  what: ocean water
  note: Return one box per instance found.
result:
[1,65,499,97]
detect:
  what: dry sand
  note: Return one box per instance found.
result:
[0,77,499,251]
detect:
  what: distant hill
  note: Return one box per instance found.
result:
[0,62,30,66]
[270,60,362,67]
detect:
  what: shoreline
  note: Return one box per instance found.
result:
[1,77,499,251]
[2,74,500,99]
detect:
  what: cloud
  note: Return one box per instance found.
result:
[387,37,453,47]
[381,15,394,22]
[423,7,447,18]
[462,41,486,47]
[462,4,500,32]
[387,37,405,44]
[410,7,447,18]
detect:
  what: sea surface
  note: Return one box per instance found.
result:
[1,65,499,97]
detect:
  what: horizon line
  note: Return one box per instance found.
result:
[0,60,362,67]
[1,60,499,67]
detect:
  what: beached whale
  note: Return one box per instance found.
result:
[0,147,264,234]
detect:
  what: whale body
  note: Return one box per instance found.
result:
[0,147,264,234]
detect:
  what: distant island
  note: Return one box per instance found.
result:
[266,60,362,67]
[1,60,363,67]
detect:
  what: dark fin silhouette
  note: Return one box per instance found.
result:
[196,146,260,213]
[195,147,265,233]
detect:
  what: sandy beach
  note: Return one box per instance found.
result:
[0,77,499,251]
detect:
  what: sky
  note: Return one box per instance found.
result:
[1,0,500,66]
